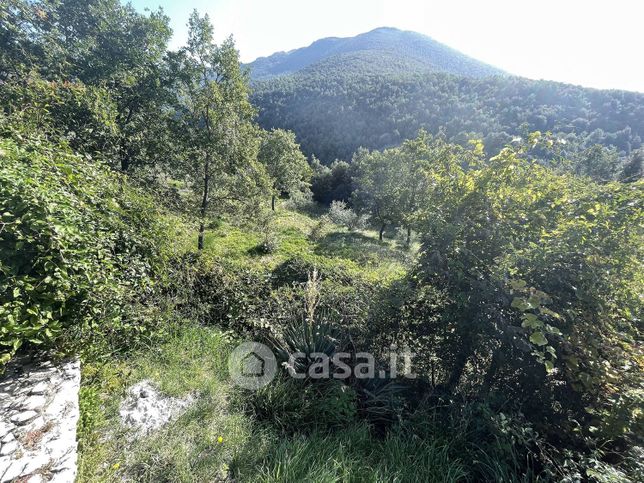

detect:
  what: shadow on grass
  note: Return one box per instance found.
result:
[314,231,409,264]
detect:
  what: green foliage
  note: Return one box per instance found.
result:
[310,158,354,205]
[1,0,175,171]
[242,377,357,433]
[243,422,467,483]
[172,11,270,249]
[252,52,643,165]
[258,128,311,208]
[0,135,168,364]
[0,75,119,160]
[326,200,366,231]
[403,136,643,458]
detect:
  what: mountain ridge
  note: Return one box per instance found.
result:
[247,27,506,80]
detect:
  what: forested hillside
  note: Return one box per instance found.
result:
[251,32,644,164]
[1,2,643,482]
[248,27,504,79]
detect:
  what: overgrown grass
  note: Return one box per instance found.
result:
[243,425,466,483]
[77,325,469,482]
[78,326,466,483]
[200,202,413,283]
[76,205,469,482]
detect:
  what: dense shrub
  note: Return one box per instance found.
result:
[327,200,367,231]
[190,259,273,332]
[401,140,643,475]
[241,377,357,433]
[0,135,168,364]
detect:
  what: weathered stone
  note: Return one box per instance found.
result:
[1,460,27,483]
[0,440,18,456]
[50,468,76,483]
[21,395,47,412]
[20,453,51,476]
[0,423,11,440]
[119,380,195,437]
[0,357,80,483]
[29,382,49,395]
[1,433,14,445]
[22,416,47,435]
[10,410,38,425]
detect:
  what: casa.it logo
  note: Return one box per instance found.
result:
[228,342,277,390]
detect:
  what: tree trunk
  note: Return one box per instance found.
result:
[446,349,469,393]
[197,156,210,251]
[271,194,276,211]
[479,345,504,399]
[406,226,412,246]
[379,223,386,241]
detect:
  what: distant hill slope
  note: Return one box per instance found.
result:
[248,27,505,79]
[249,29,644,164]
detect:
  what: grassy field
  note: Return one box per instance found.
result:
[77,326,468,483]
[75,204,470,482]
[199,203,416,283]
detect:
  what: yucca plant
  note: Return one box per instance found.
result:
[269,269,344,377]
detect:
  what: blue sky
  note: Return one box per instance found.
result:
[127,0,644,92]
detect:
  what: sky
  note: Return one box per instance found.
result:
[127,0,644,92]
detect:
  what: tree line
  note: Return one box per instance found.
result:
[252,53,644,173]
[1,0,311,250]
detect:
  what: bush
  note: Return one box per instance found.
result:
[308,215,330,242]
[0,135,168,365]
[282,189,317,212]
[409,141,643,475]
[190,259,273,333]
[327,200,367,231]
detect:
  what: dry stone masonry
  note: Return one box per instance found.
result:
[0,358,80,483]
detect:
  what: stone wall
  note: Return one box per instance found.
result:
[0,358,80,483]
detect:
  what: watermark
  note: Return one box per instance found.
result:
[228,342,278,390]
[228,342,416,390]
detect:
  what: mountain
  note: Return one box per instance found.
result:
[248,27,505,80]
[249,28,644,164]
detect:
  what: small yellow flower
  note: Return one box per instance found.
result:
[217,436,224,444]
[112,463,121,470]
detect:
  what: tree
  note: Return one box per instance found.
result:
[407,135,643,447]
[258,128,311,210]
[394,131,437,245]
[0,0,175,171]
[572,144,622,182]
[310,158,354,205]
[621,149,643,182]
[351,130,473,243]
[173,12,268,250]
[351,147,403,241]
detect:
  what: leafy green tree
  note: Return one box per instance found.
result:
[258,128,311,210]
[351,130,474,243]
[0,0,174,171]
[572,144,622,182]
[310,158,354,205]
[173,11,268,249]
[351,147,403,241]
[405,134,642,448]
[621,149,643,182]
[393,130,470,245]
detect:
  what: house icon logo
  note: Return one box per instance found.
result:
[229,342,277,390]
[241,351,266,377]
